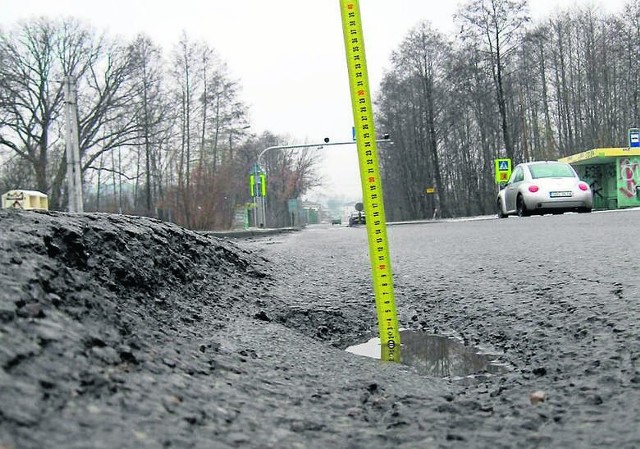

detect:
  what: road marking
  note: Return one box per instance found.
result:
[339,0,401,362]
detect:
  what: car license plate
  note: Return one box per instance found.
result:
[549,191,573,198]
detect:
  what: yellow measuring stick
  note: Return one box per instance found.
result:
[339,0,401,363]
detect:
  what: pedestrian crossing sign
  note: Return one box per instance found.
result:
[494,158,512,184]
[629,128,640,148]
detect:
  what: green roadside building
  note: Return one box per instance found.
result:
[559,147,640,210]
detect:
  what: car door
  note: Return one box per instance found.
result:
[505,166,524,212]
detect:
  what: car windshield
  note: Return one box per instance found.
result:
[529,163,575,179]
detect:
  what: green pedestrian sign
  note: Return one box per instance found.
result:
[494,158,512,184]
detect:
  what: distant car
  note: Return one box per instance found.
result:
[497,161,593,217]
[348,211,365,226]
[331,217,341,225]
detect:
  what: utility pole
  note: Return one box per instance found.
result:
[64,75,83,213]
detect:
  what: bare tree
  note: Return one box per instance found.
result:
[392,22,451,217]
[167,33,252,229]
[169,32,201,226]
[0,18,67,197]
[456,0,530,163]
[127,34,171,215]
[0,18,143,209]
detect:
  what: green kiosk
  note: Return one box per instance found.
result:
[559,147,640,210]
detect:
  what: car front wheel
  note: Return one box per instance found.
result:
[516,195,529,217]
[497,199,508,218]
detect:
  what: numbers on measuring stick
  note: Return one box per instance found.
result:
[339,0,401,362]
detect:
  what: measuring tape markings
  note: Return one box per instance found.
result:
[339,0,401,362]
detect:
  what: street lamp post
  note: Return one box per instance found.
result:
[254,137,392,228]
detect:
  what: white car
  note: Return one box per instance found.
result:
[497,161,593,217]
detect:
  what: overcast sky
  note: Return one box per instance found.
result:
[1,0,629,202]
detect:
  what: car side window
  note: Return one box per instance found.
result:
[509,167,524,184]
[515,168,524,182]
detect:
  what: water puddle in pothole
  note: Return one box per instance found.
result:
[346,330,509,379]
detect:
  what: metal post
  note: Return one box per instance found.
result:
[252,164,260,228]
[64,76,83,213]
[253,197,258,227]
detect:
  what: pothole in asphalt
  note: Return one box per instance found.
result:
[346,330,509,378]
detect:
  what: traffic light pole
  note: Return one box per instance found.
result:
[255,138,392,228]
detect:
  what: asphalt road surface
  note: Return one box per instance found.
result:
[1,209,639,448]
[243,210,640,447]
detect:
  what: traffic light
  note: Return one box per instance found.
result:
[260,173,267,197]
[249,174,256,196]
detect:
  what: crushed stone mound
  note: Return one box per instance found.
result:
[0,210,274,447]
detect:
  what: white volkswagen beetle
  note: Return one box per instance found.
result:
[497,161,593,217]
